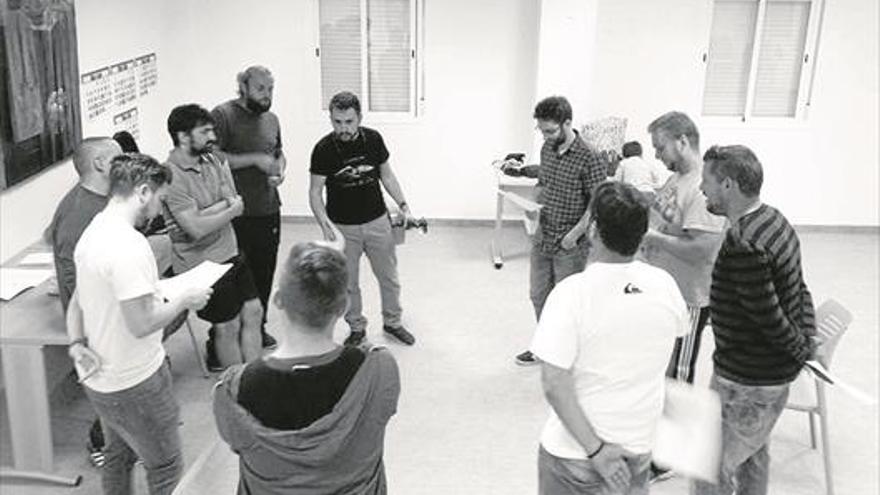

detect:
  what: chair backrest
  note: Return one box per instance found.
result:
[814,299,853,367]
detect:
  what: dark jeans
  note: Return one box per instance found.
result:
[530,244,589,320]
[85,363,182,495]
[233,212,280,332]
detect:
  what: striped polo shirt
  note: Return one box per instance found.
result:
[710,203,816,385]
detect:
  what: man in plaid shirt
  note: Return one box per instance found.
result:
[502,96,607,365]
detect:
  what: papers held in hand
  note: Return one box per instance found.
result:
[805,360,877,405]
[157,261,231,302]
[653,379,722,483]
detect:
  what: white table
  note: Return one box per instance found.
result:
[491,173,538,269]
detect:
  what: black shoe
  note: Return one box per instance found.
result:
[205,340,224,372]
[261,332,278,350]
[344,331,367,347]
[383,325,415,346]
[515,350,539,366]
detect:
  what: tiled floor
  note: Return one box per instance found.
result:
[1,223,877,494]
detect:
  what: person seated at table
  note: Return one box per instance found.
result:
[212,240,401,494]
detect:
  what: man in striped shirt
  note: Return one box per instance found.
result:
[694,144,816,495]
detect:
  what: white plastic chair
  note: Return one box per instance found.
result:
[785,299,853,495]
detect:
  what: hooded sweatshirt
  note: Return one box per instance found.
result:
[212,346,400,495]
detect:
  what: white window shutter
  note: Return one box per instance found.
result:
[367,0,411,112]
[752,0,811,117]
[703,0,759,116]
[319,0,363,109]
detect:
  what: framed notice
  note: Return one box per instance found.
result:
[81,66,112,121]
[113,107,139,141]
[135,53,157,96]
[111,59,137,108]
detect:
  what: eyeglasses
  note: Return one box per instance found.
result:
[535,124,561,137]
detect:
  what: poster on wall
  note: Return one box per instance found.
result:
[113,107,139,141]
[111,60,137,108]
[81,66,113,122]
[136,53,158,97]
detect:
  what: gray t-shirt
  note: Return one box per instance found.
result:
[163,152,239,272]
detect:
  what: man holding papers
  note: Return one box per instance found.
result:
[67,154,212,495]
[502,96,606,366]
[530,182,688,494]
[695,145,817,495]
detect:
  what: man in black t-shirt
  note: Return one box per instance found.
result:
[309,91,417,346]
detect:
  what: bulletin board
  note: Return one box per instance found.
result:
[79,52,158,129]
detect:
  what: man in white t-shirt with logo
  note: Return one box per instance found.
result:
[67,153,212,495]
[531,181,688,495]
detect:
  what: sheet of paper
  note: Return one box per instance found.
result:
[806,360,877,405]
[157,261,231,302]
[653,380,722,483]
[0,268,53,300]
[18,252,54,266]
[498,188,543,213]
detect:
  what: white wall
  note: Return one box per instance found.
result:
[2,0,877,261]
[157,0,542,221]
[585,0,878,226]
[0,0,168,261]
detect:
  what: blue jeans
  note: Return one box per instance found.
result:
[337,214,402,332]
[530,244,588,320]
[538,446,651,495]
[85,363,183,495]
[692,374,790,495]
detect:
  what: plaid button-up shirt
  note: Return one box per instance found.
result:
[535,134,606,254]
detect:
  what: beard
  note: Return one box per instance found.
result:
[189,141,214,156]
[246,97,271,114]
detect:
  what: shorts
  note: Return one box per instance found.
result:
[196,254,258,324]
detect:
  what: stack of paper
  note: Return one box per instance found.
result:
[0,268,54,301]
[157,261,231,301]
[654,380,722,483]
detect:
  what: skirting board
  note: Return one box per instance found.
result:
[281,215,879,233]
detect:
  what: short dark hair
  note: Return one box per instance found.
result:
[703,145,763,197]
[622,141,642,158]
[533,96,572,124]
[167,104,214,146]
[589,181,648,256]
[648,111,700,150]
[112,131,139,153]
[108,153,172,197]
[276,242,348,329]
[329,91,361,115]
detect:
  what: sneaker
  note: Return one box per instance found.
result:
[344,331,367,347]
[261,332,278,350]
[383,325,415,346]
[205,340,224,372]
[649,465,674,484]
[87,444,105,468]
[515,350,539,366]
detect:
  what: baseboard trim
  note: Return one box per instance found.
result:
[282,215,879,233]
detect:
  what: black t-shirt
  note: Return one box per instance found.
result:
[237,346,365,430]
[310,127,390,225]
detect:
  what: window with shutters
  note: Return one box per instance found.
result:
[702,0,823,121]
[317,0,421,118]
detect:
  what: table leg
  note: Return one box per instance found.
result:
[491,190,504,269]
[0,344,81,486]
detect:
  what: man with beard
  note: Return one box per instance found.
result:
[695,145,816,495]
[501,96,606,366]
[162,104,262,370]
[66,153,212,494]
[211,66,286,351]
[309,91,418,347]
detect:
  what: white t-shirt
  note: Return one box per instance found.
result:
[531,261,688,458]
[613,156,669,193]
[74,211,166,393]
[641,169,725,307]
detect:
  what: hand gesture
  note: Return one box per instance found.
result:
[69,344,101,382]
[591,443,637,493]
[253,154,276,174]
[180,287,213,311]
[228,195,245,217]
[267,171,285,188]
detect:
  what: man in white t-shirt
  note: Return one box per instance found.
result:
[531,181,688,495]
[67,153,212,495]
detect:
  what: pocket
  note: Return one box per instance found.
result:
[557,457,604,491]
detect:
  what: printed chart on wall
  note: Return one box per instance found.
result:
[80,53,158,123]
[113,107,139,141]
